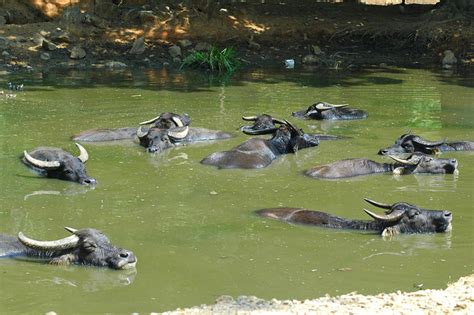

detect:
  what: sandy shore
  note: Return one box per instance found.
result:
[163,274,473,314]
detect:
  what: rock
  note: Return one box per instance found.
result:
[302,54,320,64]
[2,50,9,57]
[0,37,10,50]
[0,16,6,26]
[60,6,85,24]
[442,50,457,69]
[42,39,57,51]
[40,52,50,61]
[195,42,210,52]
[69,46,86,59]
[129,36,146,55]
[105,61,127,68]
[178,39,192,48]
[32,33,45,46]
[248,39,261,50]
[50,29,70,42]
[311,45,324,55]
[139,11,157,24]
[172,57,181,64]
[168,45,181,58]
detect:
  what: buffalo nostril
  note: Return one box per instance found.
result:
[120,252,129,258]
[378,149,387,155]
[148,147,158,153]
[444,211,452,217]
[450,159,457,165]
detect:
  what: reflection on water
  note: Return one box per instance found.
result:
[393,173,458,192]
[24,185,95,200]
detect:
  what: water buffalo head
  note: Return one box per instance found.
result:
[136,125,189,153]
[240,114,286,135]
[271,120,319,154]
[388,153,458,175]
[139,112,191,129]
[292,102,349,119]
[18,227,137,269]
[378,133,446,155]
[363,198,452,236]
[23,144,96,185]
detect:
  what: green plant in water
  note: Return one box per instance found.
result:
[181,46,240,73]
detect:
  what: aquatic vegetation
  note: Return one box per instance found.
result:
[181,46,240,73]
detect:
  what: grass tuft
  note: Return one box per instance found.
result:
[181,46,240,73]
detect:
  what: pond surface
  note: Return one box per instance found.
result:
[0,66,473,313]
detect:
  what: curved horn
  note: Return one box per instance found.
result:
[364,198,392,209]
[75,143,89,163]
[136,126,149,138]
[412,136,445,147]
[168,126,189,139]
[171,116,184,127]
[64,226,78,234]
[363,208,405,223]
[315,102,348,110]
[18,231,79,251]
[271,118,287,125]
[139,115,161,125]
[23,151,60,169]
[388,155,418,165]
[242,116,258,121]
[283,119,302,135]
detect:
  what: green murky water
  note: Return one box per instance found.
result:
[0,67,473,313]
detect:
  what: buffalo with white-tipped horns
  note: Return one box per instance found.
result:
[0,227,137,269]
[22,143,96,185]
[292,101,368,120]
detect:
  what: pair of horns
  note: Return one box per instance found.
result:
[314,102,348,111]
[139,115,184,127]
[241,115,287,125]
[363,198,405,222]
[388,154,420,166]
[18,227,80,251]
[23,143,89,169]
[136,126,189,140]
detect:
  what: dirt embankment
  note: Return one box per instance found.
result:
[163,274,474,314]
[0,1,473,72]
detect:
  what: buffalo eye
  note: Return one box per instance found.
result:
[407,209,420,219]
[82,241,97,252]
[64,169,73,175]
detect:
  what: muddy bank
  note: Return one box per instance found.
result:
[163,274,474,314]
[0,2,473,73]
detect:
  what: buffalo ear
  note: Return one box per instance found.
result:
[392,167,405,175]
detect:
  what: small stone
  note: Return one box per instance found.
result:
[105,61,127,68]
[42,39,57,51]
[178,39,192,48]
[248,40,261,50]
[129,36,146,55]
[172,56,181,63]
[442,50,457,69]
[311,45,324,55]
[0,16,6,26]
[168,45,181,58]
[69,46,86,59]
[50,29,70,42]
[2,51,9,56]
[40,52,51,61]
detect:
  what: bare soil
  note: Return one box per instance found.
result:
[163,274,474,314]
[0,1,473,72]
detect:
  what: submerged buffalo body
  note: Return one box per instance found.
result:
[292,102,368,120]
[72,112,193,142]
[240,114,345,141]
[378,133,474,156]
[22,144,96,185]
[257,199,452,236]
[0,227,137,269]
[305,154,458,179]
[201,120,319,169]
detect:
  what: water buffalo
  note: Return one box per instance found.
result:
[378,133,474,156]
[256,198,452,236]
[137,125,233,153]
[305,153,458,179]
[22,143,97,185]
[0,227,137,269]
[72,112,192,142]
[240,114,346,141]
[201,120,319,169]
[292,102,368,120]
